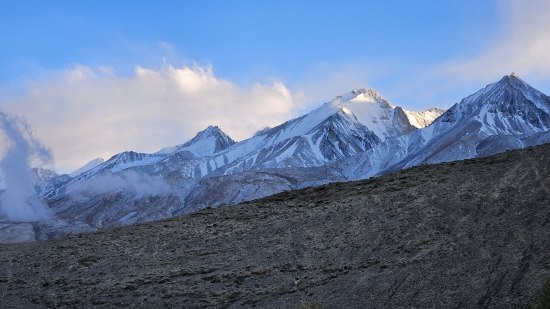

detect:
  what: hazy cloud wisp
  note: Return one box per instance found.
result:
[66,170,172,201]
[0,111,53,221]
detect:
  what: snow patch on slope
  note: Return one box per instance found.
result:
[404,108,446,128]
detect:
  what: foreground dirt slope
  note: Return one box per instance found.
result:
[1,144,549,308]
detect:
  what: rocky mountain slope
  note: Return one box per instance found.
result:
[1,143,549,308]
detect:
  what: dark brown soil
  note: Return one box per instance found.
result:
[1,144,549,308]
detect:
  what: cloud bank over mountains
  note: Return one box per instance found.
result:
[2,65,300,172]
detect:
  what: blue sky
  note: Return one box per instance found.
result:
[1,0,550,171]
[2,1,499,83]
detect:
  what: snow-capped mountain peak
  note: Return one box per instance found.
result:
[252,87,410,147]
[395,74,550,168]
[195,125,228,139]
[460,74,543,109]
[330,88,388,107]
[434,74,550,136]
[327,88,414,141]
[336,75,550,181]
[157,125,236,156]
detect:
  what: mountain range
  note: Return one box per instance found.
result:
[1,74,549,242]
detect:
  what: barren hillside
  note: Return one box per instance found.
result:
[1,144,549,308]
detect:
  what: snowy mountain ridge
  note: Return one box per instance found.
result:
[337,74,550,179]
[64,87,418,182]
[6,74,549,240]
[61,74,549,193]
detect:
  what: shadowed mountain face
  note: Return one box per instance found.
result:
[1,143,549,308]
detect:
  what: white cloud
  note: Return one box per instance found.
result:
[439,0,550,81]
[66,170,172,200]
[0,64,301,172]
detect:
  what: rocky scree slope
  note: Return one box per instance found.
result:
[1,143,549,308]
